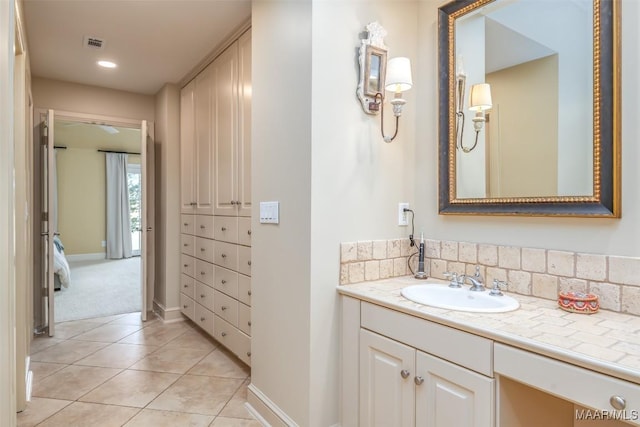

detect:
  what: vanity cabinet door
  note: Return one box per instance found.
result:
[416,350,494,427]
[360,329,415,427]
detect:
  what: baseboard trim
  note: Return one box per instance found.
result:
[152,301,184,322]
[247,383,298,427]
[66,252,105,262]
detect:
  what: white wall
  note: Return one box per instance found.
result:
[416,0,640,257]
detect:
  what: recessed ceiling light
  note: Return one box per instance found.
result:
[97,60,117,69]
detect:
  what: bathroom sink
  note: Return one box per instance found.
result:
[401,283,520,313]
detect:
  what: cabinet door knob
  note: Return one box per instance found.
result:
[248,290,252,296]
[183,264,188,268]
[414,376,424,385]
[248,230,252,236]
[183,243,188,247]
[247,351,251,357]
[200,225,205,229]
[200,271,205,275]
[183,284,188,288]
[200,248,205,252]
[610,395,626,410]
[221,332,227,337]
[183,222,189,226]
[191,202,197,206]
[248,260,251,266]
[230,201,236,205]
[400,370,410,379]
[248,321,252,326]
[222,227,227,231]
[200,294,205,298]
[200,317,205,322]
[221,253,227,258]
[221,279,227,284]
[221,306,227,311]
[183,304,188,309]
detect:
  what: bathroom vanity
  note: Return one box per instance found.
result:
[339,277,640,427]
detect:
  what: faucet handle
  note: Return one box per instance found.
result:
[489,279,507,296]
[444,272,462,288]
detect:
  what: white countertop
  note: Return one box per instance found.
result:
[338,276,640,385]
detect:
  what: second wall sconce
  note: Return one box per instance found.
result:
[357,22,413,143]
[458,81,492,153]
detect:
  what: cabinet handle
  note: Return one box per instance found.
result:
[221,253,227,258]
[248,321,252,327]
[200,317,205,322]
[610,395,626,410]
[221,306,227,311]
[400,370,410,379]
[183,284,188,288]
[191,202,197,206]
[183,304,188,309]
[414,376,424,385]
[200,248,205,252]
[183,222,189,226]
[200,294,205,298]
[222,227,227,231]
[183,264,188,268]
[248,230,252,236]
[247,351,251,357]
[221,279,227,284]
[248,260,251,266]
[183,243,188,247]
[200,271,205,275]
[221,332,227,337]
[236,200,240,205]
[200,225,205,229]
[248,290,252,296]
[230,201,236,205]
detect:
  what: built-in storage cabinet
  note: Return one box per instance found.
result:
[180,28,251,367]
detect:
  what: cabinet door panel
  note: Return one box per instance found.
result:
[237,29,252,217]
[195,66,215,215]
[360,329,415,427]
[180,82,196,213]
[416,351,494,427]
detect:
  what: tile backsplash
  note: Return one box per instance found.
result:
[340,238,640,315]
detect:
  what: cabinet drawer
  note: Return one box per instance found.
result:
[214,216,239,244]
[238,303,251,336]
[237,246,251,276]
[495,343,640,425]
[214,315,251,366]
[181,234,195,256]
[361,302,493,376]
[214,241,239,271]
[214,290,238,326]
[195,259,214,286]
[195,304,214,336]
[181,254,195,278]
[238,217,252,247]
[214,266,238,299]
[180,293,195,321]
[180,274,195,299]
[238,274,251,306]
[196,281,215,312]
[195,237,214,263]
[181,214,195,235]
[195,215,215,239]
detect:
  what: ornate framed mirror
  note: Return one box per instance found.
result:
[438,0,620,217]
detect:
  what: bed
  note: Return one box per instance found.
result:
[53,235,71,290]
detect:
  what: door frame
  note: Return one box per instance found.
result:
[33,109,155,327]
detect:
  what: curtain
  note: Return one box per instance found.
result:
[106,153,132,259]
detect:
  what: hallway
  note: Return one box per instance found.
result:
[18,313,259,426]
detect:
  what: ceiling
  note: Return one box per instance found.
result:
[55,120,141,153]
[23,0,251,95]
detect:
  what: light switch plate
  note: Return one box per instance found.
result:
[260,201,280,224]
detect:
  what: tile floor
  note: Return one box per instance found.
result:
[18,312,261,427]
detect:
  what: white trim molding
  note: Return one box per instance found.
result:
[247,383,298,427]
[65,252,106,262]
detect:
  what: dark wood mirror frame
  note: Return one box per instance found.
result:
[438,0,621,217]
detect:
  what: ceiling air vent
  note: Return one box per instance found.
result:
[83,35,106,50]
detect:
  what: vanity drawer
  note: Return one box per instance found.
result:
[214,241,239,271]
[214,315,251,367]
[181,234,195,256]
[238,274,251,306]
[195,304,214,336]
[195,237,214,263]
[214,290,238,326]
[195,215,215,239]
[181,214,195,235]
[495,343,640,425]
[180,274,195,299]
[180,293,195,321]
[214,216,238,244]
[214,266,238,299]
[195,259,214,287]
[237,245,251,276]
[196,281,215,312]
[361,302,493,376]
[238,217,252,247]
[238,302,251,336]
[181,254,195,278]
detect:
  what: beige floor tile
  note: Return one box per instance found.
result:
[147,374,243,416]
[32,365,121,401]
[70,323,143,343]
[30,337,65,355]
[129,346,212,374]
[16,397,72,427]
[164,327,218,351]
[211,417,261,427]
[30,362,68,380]
[109,312,160,327]
[31,340,109,364]
[74,343,158,369]
[123,408,214,427]
[118,322,191,346]
[53,320,104,339]
[219,380,252,419]
[79,369,180,408]
[188,347,250,379]
[85,313,127,324]
[36,402,140,427]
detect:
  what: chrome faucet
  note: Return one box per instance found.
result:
[461,266,485,292]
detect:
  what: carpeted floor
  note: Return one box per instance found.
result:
[54,257,141,322]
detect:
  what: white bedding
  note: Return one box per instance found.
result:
[53,236,71,287]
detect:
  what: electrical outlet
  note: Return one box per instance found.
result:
[398,203,409,226]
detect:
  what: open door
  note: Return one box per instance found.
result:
[140,120,154,321]
[43,109,55,336]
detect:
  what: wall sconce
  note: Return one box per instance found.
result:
[457,82,492,153]
[374,57,413,143]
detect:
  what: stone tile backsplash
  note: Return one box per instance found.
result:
[340,238,640,316]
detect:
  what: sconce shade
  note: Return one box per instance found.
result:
[385,57,412,93]
[469,83,492,111]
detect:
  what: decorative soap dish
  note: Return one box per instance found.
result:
[558,291,599,314]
